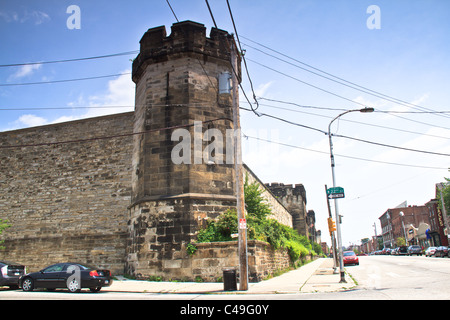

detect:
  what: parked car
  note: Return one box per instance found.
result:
[434,246,449,258]
[343,251,359,266]
[397,246,408,255]
[407,245,423,256]
[425,247,437,257]
[0,261,26,290]
[20,262,112,293]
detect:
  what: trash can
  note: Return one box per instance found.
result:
[223,268,237,291]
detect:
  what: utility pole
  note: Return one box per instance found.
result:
[373,222,378,250]
[230,39,248,291]
[327,107,373,283]
[325,185,338,272]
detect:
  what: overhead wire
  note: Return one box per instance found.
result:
[0,117,232,149]
[240,35,450,119]
[0,50,138,68]
[247,58,450,131]
[243,134,449,170]
[0,72,131,87]
[225,0,260,112]
[256,100,450,141]
[239,107,450,157]
[165,0,179,22]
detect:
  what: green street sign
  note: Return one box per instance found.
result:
[327,187,344,195]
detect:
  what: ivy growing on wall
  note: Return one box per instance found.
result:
[194,175,322,264]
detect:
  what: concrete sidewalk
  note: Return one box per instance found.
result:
[103,258,356,295]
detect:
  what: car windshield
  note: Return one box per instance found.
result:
[344,251,355,256]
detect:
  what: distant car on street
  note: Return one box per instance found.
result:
[0,261,26,290]
[434,246,449,258]
[343,251,359,266]
[425,247,437,257]
[20,262,112,293]
[407,245,423,256]
[397,246,408,255]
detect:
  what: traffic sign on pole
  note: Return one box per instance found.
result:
[327,187,345,199]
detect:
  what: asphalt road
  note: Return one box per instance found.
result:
[1,255,449,300]
[333,254,450,300]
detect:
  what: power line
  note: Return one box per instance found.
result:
[165,0,179,22]
[247,59,450,130]
[256,100,450,141]
[240,35,450,118]
[259,97,450,114]
[0,117,231,149]
[0,72,131,87]
[243,134,449,170]
[239,107,450,157]
[225,0,259,112]
[205,0,217,28]
[332,133,450,157]
[0,51,138,68]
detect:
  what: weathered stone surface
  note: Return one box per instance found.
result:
[0,113,134,273]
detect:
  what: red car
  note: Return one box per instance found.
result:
[343,251,359,266]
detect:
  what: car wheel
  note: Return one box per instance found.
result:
[67,278,81,293]
[22,277,34,292]
[89,286,102,293]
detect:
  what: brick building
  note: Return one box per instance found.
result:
[379,204,432,248]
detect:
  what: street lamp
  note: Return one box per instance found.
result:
[399,211,408,246]
[328,107,374,283]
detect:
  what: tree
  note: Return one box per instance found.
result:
[396,237,406,247]
[196,177,316,264]
[438,175,450,216]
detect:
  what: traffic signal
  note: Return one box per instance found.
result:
[328,217,336,234]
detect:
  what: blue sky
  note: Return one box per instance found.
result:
[1,0,449,247]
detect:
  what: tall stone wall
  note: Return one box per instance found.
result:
[244,165,293,228]
[192,240,293,282]
[0,112,134,273]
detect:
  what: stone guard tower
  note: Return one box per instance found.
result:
[266,183,308,238]
[126,21,240,279]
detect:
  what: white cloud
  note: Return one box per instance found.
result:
[8,64,42,81]
[23,10,50,25]
[78,71,135,119]
[0,11,19,22]
[254,81,274,97]
[16,114,47,127]
[0,10,50,25]
[5,70,135,131]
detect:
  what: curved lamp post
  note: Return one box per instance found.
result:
[328,107,374,283]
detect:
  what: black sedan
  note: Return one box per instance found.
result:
[20,262,112,293]
[434,246,449,257]
[0,261,26,289]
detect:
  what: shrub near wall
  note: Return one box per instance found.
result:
[189,179,319,281]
